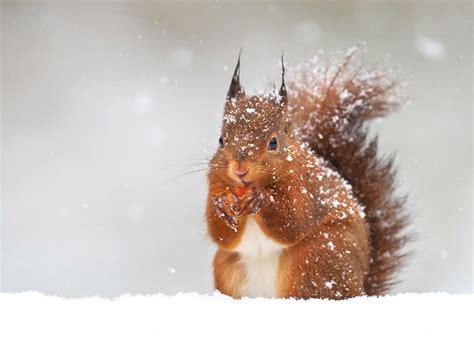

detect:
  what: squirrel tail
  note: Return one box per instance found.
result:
[287,48,412,295]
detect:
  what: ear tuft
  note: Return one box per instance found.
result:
[227,48,244,99]
[278,51,287,105]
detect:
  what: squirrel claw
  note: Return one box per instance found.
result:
[213,194,239,226]
[237,190,265,216]
[213,190,264,224]
[212,197,226,219]
[249,193,264,213]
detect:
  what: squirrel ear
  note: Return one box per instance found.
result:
[278,51,288,105]
[227,49,244,99]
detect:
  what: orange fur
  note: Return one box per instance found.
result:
[213,249,246,298]
[206,49,411,299]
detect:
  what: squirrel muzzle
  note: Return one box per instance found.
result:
[228,160,253,185]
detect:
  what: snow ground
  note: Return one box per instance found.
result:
[0,292,472,338]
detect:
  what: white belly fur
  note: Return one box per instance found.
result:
[234,216,285,298]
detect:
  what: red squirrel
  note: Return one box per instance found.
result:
[206,49,410,299]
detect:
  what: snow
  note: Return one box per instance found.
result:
[324,281,334,289]
[415,36,446,60]
[0,292,471,338]
[134,92,152,113]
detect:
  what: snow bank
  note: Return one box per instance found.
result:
[0,292,471,338]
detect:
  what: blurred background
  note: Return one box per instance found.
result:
[1,1,472,297]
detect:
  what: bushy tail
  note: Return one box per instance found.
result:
[287,48,412,295]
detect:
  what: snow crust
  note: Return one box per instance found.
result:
[0,292,471,338]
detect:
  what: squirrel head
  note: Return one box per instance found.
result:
[210,52,294,189]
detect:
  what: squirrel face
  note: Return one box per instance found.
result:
[209,52,291,189]
[210,92,291,188]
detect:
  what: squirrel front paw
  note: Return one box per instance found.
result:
[236,189,265,216]
[212,192,240,227]
[212,189,265,225]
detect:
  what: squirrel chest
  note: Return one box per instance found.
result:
[234,215,285,298]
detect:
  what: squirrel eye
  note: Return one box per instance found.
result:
[268,137,278,151]
[219,136,224,148]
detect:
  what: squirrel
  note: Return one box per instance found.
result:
[206,48,411,299]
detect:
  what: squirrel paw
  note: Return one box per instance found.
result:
[212,190,265,227]
[212,192,239,227]
[237,190,265,216]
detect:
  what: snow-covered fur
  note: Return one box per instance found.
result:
[287,48,412,295]
[206,48,411,299]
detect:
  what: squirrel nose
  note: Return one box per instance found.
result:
[234,169,248,178]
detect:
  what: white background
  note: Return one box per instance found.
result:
[1,1,472,297]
